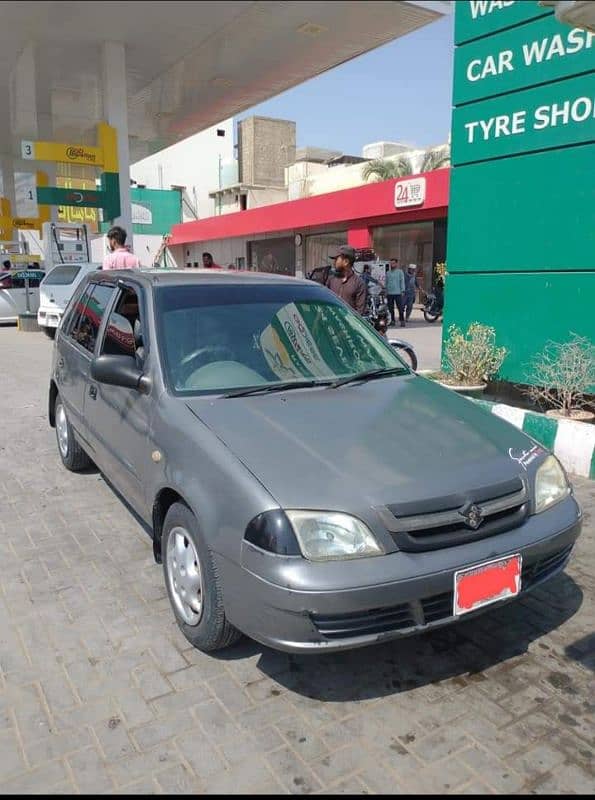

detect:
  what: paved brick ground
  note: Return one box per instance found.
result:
[0,325,593,795]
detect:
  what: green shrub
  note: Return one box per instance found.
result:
[444,323,507,385]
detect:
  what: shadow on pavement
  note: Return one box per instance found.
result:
[564,631,595,673]
[218,573,583,702]
[97,467,585,701]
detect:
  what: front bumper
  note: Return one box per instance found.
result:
[218,495,582,653]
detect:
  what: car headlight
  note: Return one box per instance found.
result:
[285,511,384,561]
[534,455,570,514]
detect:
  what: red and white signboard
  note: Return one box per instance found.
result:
[454,554,521,616]
[395,177,426,209]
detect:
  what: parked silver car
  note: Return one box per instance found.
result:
[49,270,582,653]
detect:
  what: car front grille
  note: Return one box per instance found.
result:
[375,478,530,552]
[310,544,573,641]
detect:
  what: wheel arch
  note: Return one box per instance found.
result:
[152,487,194,564]
[49,380,58,427]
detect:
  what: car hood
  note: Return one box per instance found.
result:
[186,376,536,510]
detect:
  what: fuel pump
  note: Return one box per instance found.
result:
[42,222,91,268]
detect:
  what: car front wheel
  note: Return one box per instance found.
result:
[162,502,241,652]
[54,394,92,471]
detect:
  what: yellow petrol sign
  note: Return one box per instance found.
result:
[22,140,103,167]
[0,216,41,238]
[21,123,118,171]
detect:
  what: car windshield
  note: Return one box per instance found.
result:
[155,283,409,395]
[43,265,81,285]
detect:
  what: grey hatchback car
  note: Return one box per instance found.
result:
[49,269,582,653]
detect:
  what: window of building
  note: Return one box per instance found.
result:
[305,232,347,273]
[239,193,247,211]
[372,221,434,294]
[248,237,295,276]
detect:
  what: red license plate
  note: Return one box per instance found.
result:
[454,554,521,616]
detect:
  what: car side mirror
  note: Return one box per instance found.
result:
[91,354,150,393]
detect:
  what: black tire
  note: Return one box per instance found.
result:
[404,347,418,372]
[43,327,56,339]
[162,502,241,652]
[54,394,93,471]
[392,343,418,371]
[423,309,440,323]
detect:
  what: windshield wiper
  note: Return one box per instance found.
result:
[328,366,409,389]
[224,378,333,398]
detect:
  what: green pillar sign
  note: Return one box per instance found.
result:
[453,72,595,164]
[454,15,595,104]
[445,1,595,388]
[36,172,121,221]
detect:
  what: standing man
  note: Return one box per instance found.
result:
[102,226,141,270]
[326,245,367,315]
[404,263,419,321]
[386,258,406,327]
[202,252,222,269]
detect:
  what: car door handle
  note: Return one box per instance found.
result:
[89,385,97,400]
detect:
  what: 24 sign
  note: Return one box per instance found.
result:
[395,177,426,209]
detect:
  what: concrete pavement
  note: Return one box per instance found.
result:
[387,308,443,371]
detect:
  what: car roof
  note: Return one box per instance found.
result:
[48,262,101,269]
[90,268,314,289]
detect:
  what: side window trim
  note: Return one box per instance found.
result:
[68,281,116,357]
[100,280,149,360]
[61,280,88,336]
[66,283,96,348]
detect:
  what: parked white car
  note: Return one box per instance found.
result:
[0,269,46,323]
[38,262,100,338]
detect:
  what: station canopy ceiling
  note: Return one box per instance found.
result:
[0,1,451,162]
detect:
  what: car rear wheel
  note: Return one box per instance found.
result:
[43,327,56,339]
[163,502,241,652]
[54,394,92,471]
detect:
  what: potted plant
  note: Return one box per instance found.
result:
[430,322,508,396]
[524,335,595,422]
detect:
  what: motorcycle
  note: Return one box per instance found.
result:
[423,284,444,323]
[364,285,418,371]
[363,282,390,337]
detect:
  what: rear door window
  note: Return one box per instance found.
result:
[43,265,81,285]
[69,283,115,355]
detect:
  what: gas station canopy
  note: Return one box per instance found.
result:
[0,1,451,162]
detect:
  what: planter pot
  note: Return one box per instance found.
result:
[438,381,487,396]
[545,409,595,423]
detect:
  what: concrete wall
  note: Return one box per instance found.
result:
[130,119,234,220]
[239,116,296,187]
[214,185,289,215]
[286,147,435,199]
[90,233,164,267]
